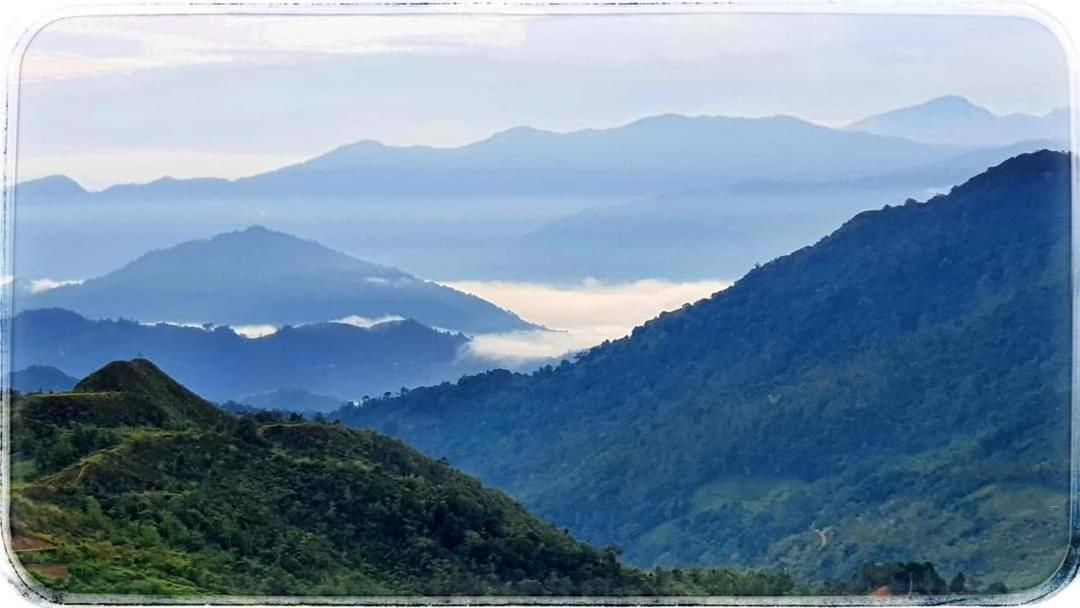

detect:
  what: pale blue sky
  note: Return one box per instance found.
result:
[16,13,1071,189]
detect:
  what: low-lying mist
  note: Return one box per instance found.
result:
[447,278,731,363]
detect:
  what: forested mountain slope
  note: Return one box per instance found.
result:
[8,359,795,597]
[335,151,1073,590]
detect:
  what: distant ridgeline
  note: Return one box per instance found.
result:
[13,104,1065,284]
[9,359,796,597]
[333,151,1073,591]
[10,308,475,403]
[16,226,535,334]
[10,224,543,404]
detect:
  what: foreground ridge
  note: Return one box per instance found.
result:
[334,151,1072,591]
[9,359,795,597]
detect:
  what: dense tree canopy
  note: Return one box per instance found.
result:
[334,151,1072,590]
[8,360,794,597]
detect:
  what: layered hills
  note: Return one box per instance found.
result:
[11,102,1066,282]
[17,112,972,205]
[10,308,478,403]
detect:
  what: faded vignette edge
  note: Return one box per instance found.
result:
[0,1,1078,606]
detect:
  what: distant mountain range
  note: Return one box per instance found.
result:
[335,151,1072,589]
[847,96,1068,147]
[18,98,1066,208]
[11,99,1068,283]
[9,98,1070,282]
[16,112,974,205]
[506,140,1065,280]
[17,226,534,334]
[10,359,796,596]
[11,308,483,403]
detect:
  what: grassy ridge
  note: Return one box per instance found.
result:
[8,360,794,597]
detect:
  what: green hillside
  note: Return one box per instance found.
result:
[7,359,793,597]
[335,151,1073,591]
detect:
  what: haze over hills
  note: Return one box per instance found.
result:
[10,359,798,596]
[12,175,88,202]
[11,308,482,403]
[335,151,1072,590]
[508,138,1066,281]
[6,86,1073,598]
[16,112,971,204]
[235,114,968,198]
[847,96,1068,146]
[18,226,535,334]
[10,99,1068,282]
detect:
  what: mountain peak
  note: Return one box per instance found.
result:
[948,148,1070,197]
[75,358,185,395]
[322,139,392,158]
[222,225,286,239]
[846,95,1063,146]
[920,95,987,112]
[18,174,86,189]
[185,226,409,278]
[478,125,560,146]
[14,175,88,200]
[495,125,549,137]
[73,359,227,427]
[22,226,534,334]
[850,96,994,127]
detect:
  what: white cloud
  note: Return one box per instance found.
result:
[125,317,406,339]
[28,278,83,293]
[447,278,730,362]
[334,314,405,329]
[232,324,278,338]
[20,51,231,82]
[462,328,618,364]
[23,15,530,82]
[447,278,729,333]
[142,320,209,330]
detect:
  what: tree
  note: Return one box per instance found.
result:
[986,582,1009,594]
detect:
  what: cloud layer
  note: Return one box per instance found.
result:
[447,279,730,362]
[23,15,530,82]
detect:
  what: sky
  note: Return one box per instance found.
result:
[15,13,1071,189]
[9,12,1073,363]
